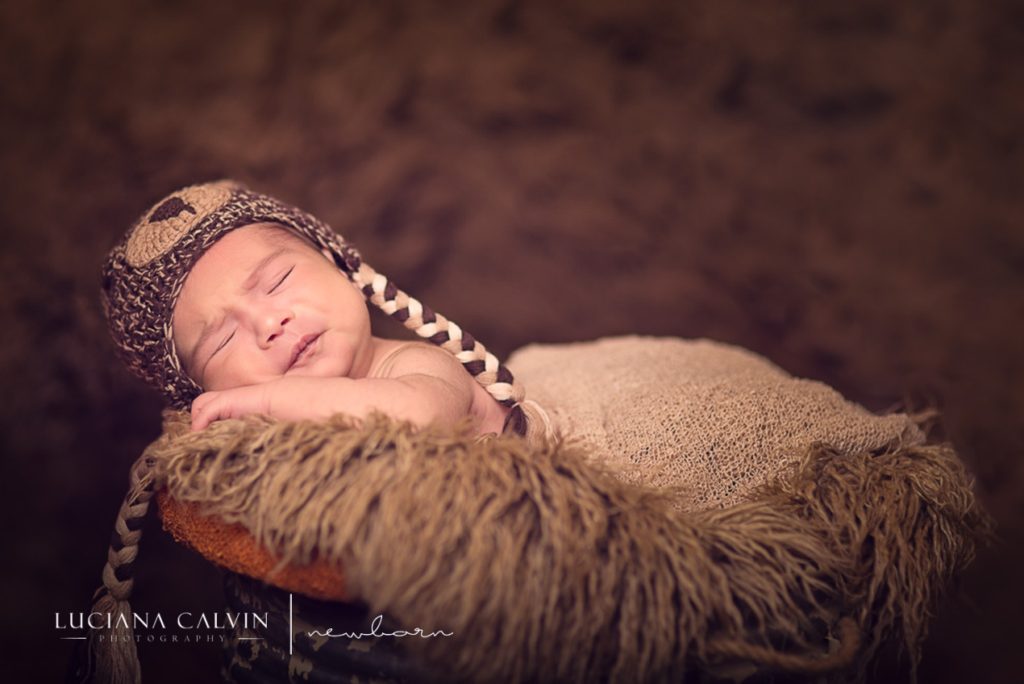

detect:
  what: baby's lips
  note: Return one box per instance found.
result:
[287,332,321,371]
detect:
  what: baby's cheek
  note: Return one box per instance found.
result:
[204,362,246,391]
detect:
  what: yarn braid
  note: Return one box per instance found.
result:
[80,452,158,684]
[346,260,531,436]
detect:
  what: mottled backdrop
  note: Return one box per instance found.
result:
[1,1,1020,682]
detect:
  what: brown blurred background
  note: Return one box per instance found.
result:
[1,0,1021,681]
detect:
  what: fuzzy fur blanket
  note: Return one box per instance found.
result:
[140,412,987,682]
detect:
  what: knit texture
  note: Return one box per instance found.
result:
[507,335,927,511]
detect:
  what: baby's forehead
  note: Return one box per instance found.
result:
[236,222,317,251]
[181,223,319,290]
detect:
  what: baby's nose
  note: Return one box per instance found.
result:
[257,311,293,347]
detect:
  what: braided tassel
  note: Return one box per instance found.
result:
[82,453,156,684]
[347,262,532,435]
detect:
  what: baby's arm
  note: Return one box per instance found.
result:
[189,344,476,432]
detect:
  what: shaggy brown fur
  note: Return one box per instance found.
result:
[118,409,992,683]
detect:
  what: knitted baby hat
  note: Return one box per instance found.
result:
[100,179,529,434]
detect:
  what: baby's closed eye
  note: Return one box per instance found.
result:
[267,266,293,293]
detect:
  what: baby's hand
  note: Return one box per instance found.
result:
[189,377,341,431]
[189,359,472,433]
[189,383,273,432]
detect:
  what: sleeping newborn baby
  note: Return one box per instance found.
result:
[101,180,533,439]
[174,222,510,434]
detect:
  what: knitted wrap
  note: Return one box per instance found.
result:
[100,179,530,434]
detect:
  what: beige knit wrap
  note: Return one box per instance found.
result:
[507,335,927,511]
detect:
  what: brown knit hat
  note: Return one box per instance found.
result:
[101,179,530,433]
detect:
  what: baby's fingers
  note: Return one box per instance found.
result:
[190,392,224,431]
[190,386,268,431]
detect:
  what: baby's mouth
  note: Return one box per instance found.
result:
[288,333,322,370]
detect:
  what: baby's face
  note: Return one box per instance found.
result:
[172,223,373,391]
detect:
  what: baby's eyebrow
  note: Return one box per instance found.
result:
[186,247,291,375]
[188,313,226,379]
[240,247,289,292]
